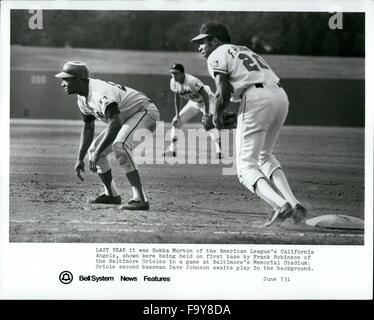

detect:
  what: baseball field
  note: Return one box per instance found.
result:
[8,46,365,245]
[9,120,364,244]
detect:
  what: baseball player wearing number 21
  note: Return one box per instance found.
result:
[192,23,307,226]
[55,61,160,210]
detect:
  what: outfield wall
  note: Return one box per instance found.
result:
[10,70,364,126]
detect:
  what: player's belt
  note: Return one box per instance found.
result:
[254,83,282,88]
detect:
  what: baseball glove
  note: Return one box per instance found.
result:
[202,114,215,131]
[221,111,237,129]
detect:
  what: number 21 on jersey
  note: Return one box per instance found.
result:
[236,51,269,72]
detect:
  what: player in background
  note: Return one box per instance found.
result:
[55,61,159,211]
[191,23,307,226]
[165,63,222,159]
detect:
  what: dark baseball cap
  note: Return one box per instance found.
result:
[170,63,185,73]
[191,22,231,43]
[55,61,89,79]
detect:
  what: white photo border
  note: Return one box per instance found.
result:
[0,0,372,300]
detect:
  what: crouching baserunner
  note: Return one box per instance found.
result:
[55,61,159,210]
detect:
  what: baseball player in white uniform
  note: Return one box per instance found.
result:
[165,63,222,158]
[55,61,159,210]
[191,23,307,225]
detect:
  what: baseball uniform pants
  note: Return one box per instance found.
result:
[236,84,289,193]
[88,101,160,174]
[174,98,220,141]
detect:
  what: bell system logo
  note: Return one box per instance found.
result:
[59,271,73,284]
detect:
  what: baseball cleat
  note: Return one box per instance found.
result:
[119,199,150,211]
[291,204,307,224]
[265,202,293,227]
[88,193,121,205]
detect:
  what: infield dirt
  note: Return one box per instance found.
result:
[9,120,364,244]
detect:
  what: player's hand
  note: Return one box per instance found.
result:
[89,152,99,173]
[75,159,85,181]
[202,114,214,131]
[213,113,224,129]
[171,115,180,127]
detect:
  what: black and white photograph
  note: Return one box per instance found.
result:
[0,0,372,301]
[8,7,366,244]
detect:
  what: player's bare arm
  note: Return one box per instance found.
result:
[213,73,231,129]
[198,86,211,115]
[89,103,122,173]
[76,117,95,181]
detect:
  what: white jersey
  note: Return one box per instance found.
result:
[170,73,209,103]
[77,78,150,122]
[207,44,280,102]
